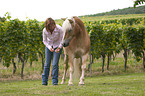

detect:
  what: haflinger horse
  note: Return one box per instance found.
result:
[61,16,90,85]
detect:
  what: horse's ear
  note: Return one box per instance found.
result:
[61,18,66,21]
[68,19,73,24]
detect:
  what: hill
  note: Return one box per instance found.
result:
[81,5,145,17]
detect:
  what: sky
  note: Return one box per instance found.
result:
[0,0,136,21]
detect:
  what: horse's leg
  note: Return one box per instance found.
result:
[68,57,74,86]
[61,55,68,84]
[79,53,89,85]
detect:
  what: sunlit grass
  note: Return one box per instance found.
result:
[0,73,145,96]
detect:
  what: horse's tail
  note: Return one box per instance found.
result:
[73,58,81,80]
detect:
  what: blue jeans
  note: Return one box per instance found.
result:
[42,47,62,85]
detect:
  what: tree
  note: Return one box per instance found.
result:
[134,0,145,7]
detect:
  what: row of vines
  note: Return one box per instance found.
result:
[0,14,45,78]
[90,17,145,25]
[0,13,145,78]
[85,21,145,72]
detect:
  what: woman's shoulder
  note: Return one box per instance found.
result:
[43,28,49,35]
[43,28,47,32]
[56,24,62,29]
[43,28,46,31]
[56,24,63,32]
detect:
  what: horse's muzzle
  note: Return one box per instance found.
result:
[62,40,69,47]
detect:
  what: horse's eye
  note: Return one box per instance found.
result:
[68,29,72,33]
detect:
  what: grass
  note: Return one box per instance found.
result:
[0,72,145,96]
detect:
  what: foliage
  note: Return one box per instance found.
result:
[0,17,6,22]
[1,13,145,78]
[134,0,145,7]
[0,14,45,77]
[92,17,145,25]
[125,26,145,61]
[0,16,45,66]
[85,19,145,70]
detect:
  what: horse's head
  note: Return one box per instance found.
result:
[61,17,75,47]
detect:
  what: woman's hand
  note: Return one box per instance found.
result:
[55,47,60,53]
[50,48,54,52]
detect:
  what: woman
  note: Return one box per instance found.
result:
[42,17,64,86]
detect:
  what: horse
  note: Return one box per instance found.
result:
[61,16,90,85]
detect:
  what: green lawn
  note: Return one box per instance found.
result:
[0,72,145,96]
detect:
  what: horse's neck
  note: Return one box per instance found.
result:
[75,24,87,38]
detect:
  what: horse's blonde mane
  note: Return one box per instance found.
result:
[62,17,75,33]
[62,19,72,32]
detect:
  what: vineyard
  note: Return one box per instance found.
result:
[0,13,45,78]
[0,13,145,79]
[85,19,145,72]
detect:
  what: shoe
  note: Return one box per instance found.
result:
[53,83,58,86]
[42,83,47,86]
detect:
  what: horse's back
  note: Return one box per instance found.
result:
[73,16,86,32]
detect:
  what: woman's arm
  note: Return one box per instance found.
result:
[43,29,52,50]
[58,27,64,49]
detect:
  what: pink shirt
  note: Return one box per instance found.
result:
[43,24,64,49]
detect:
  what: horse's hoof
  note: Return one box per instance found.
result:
[61,81,65,84]
[79,82,84,85]
[79,83,84,86]
[68,83,74,86]
[68,84,74,86]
